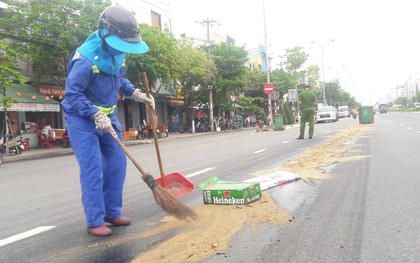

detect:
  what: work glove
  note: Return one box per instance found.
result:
[131,89,155,111]
[93,111,113,133]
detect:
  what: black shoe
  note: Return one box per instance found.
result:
[296,137,304,140]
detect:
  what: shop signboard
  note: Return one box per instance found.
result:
[288,89,298,102]
[38,86,65,97]
[1,103,61,112]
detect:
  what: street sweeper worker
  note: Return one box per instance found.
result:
[61,5,154,237]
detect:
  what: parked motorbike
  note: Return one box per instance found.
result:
[161,127,169,138]
[195,118,209,133]
[137,124,160,140]
[0,134,24,155]
[352,112,357,119]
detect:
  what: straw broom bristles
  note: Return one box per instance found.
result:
[110,130,196,221]
[143,174,197,220]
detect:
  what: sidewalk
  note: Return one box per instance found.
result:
[2,131,197,163]
[3,125,296,164]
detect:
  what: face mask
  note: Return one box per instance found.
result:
[107,45,124,56]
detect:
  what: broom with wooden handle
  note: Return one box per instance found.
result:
[110,129,196,220]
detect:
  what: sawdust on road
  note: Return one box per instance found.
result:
[130,124,370,262]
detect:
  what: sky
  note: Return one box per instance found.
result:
[170,0,420,105]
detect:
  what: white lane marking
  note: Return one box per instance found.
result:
[417,131,420,134]
[254,149,266,154]
[406,127,412,129]
[185,167,216,178]
[0,226,56,247]
[282,141,289,144]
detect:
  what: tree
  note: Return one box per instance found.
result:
[0,40,25,117]
[270,69,295,98]
[237,96,264,117]
[284,46,309,84]
[271,47,312,125]
[125,24,180,94]
[0,40,25,154]
[305,64,321,92]
[323,80,359,108]
[0,0,111,85]
[169,39,216,129]
[210,42,249,119]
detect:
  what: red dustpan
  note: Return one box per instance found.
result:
[143,72,194,198]
[156,172,194,198]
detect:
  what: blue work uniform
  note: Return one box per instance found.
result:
[62,30,136,228]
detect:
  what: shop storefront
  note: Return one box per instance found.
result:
[1,84,61,148]
[168,99,185,132]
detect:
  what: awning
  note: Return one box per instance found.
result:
[168,99,185,107]
[193,110,208,118]
[1,84,61,112]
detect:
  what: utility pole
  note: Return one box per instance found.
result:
[262,0,272,126]
[196,18,219,132]
[311,39,335,105]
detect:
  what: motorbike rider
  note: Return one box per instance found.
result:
[62,5,154,237]
[351,108,358,118]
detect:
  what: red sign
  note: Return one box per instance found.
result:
[263,83,274,95]
[38,86,65,97]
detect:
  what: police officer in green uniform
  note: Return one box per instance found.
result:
[297,84,317,139]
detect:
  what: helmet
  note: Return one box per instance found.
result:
[99,5,148,54]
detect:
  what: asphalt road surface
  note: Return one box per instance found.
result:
[1,113,419,263]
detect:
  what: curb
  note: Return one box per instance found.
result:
[2,125,296,164]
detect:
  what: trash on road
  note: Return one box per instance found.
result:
[198,176,262,205]
[243,171,300,191]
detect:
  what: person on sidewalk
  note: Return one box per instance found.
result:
[297,84,317,139]
[41,122,52,139]
[61,5,154,237]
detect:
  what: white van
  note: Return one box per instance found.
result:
[337,106,350,118]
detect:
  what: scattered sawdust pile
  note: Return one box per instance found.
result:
[132,124,370,262]
[252,124,371,184]
[131,194,290,263]
[283,124,371,182]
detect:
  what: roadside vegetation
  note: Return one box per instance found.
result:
[0,0,359,129]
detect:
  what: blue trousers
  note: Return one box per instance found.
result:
[66,115,127,227]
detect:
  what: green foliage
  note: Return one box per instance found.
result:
[0,0,111,85]
[305,64,321,89]
[284,46,309,82]
[270,69,296,98]
[323,80,359,108]
[125,24,180,92]
[176,39,215,111]
[394,96,407,105]
[237,96,264,116]
[174,39,216,91]
[0,40,24,109]
[210,42,249,117]
[414,91,420,102]
[282,102,295,125]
